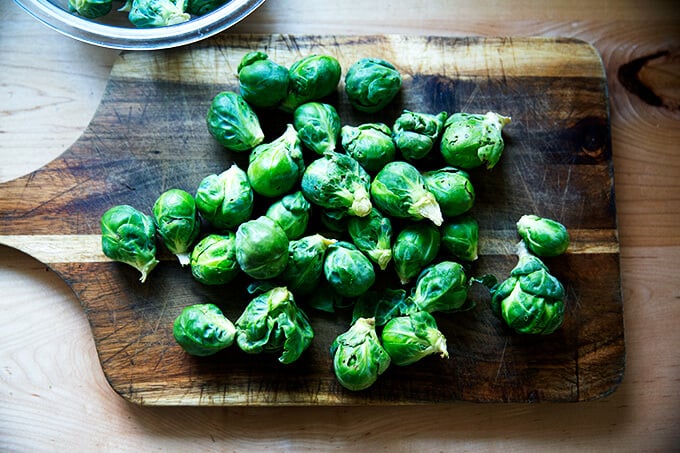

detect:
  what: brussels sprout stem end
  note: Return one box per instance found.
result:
[137,258,159,283]
[349,187,372,217]
[487,112,512,129]
[516,239,530,258]
[433,333,449,360]
[375,251,392,271]
[415,201,443,226]
[176,252,191,267]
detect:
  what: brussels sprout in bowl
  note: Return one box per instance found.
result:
[13,0,266,50]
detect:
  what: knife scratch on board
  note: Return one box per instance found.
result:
[514,156,540,215]
[560,166,573,221]
[494,337,509,383]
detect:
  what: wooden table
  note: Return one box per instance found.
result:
[1,0,678,450]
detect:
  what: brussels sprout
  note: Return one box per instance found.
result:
[440,111,511,169]
[190,233,240,285]
[347,208,393,271]
[306,284,344,313]
[101,204,158,283]
[392,110,447,160]
[516,214,570,257]
[319,208,350,233]
[381,311,448,366]
[340,123,396,173]
[330,317,391,391]
[280,55,342,112]
[126,0,190,27]
[152,188,201,266]
[324,241,376,298]
[370,161,443,226]
[422,167,475,218]
[489,242,565,335]
[293,102,341,155]
[265,191,312,240]
[278,234,337,296]
[246,279,277,297]
[352,288,412,327]
[409,261,471,313]
[301,151,372,218]
[235,216,289,280]
[237,51,290,109]
[235,287,314,364]
[206,91,264,152]
[195,164,254,230]
[173,303,235,356]
[344,58,402,113]
[392,222,441,285]
[247,124,305,198]
[186,0,227,15]
[68,0,112,18]
[441,215,479,261]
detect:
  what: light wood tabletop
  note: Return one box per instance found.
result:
[1,0,679,451]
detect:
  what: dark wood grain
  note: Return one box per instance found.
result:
[0,35,623,405]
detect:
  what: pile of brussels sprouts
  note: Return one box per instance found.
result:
[100,50,571,391]
[67,0,230,28]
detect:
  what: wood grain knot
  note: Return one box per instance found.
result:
[618,49,680,111]
[570,116,610,162]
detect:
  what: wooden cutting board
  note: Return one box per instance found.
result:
[0,35,624,405]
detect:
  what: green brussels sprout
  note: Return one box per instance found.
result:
[319,208,350,233]
[330,317,391,391]
[324,241,376,298]
[301,151,372,218]
[206,91,264,152]
[441,215,479,261]
[344,58,402,113]
[347,208,393,271]
[440,111,511,169]
[186,0,228,15]
[352,288,412,327]
[237,51,290,109]
[381,311,448,366]
[278,234,337,296]
[152,188,201,266]
[195,164,254,230]
[280,54,342,113]
[516,214,570,257]
[306,284,344,313]
[247,124,305,198]
[189,233,240,285]
[422,167,475,218]
[340,123,396,173]
[409,261,471,313]
[489,242,565,335]
[245,279,277,296]
[392,110,447,160]
[235,216,289,280]
[370,161,443,226]
[173,303,235,356]
[293,102,341,155]
[126,0,190,28]
[392,222,441,285]
[68,0,112,19]
[265,191,312,240]
[101,204,159,283]
[186,0,230,16]
[235,287,314,364]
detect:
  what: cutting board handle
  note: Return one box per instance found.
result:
[0,158,95,261]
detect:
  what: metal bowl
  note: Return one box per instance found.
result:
[13,0,266,50]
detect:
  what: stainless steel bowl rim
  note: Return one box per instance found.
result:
[13,0,267,50]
